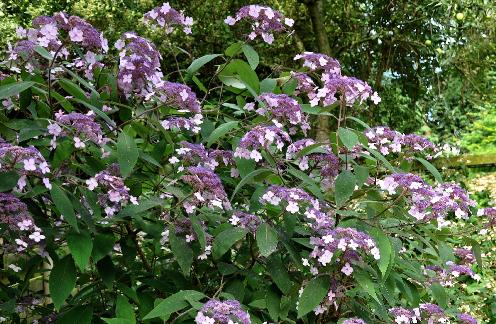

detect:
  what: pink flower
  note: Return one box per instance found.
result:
[69,28,84,42]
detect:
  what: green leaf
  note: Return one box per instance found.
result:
[354,271,380,303]
[117,131,138,178]
[116,295,136,323]
[49,255,77,310]
[206,121,238,147]
[297,276,330,318]
[117,197,164,218]
[34,45,53,60]
[103,320,134,324]
[143,290,206,320]
[242,44,259,69]
[471,241,483,268]
[334,170,356,207]
[365,147,396,172]
[416,157,443,183]
[186,54,222,75]
[225,41,243,57]
[256,223,278,257]
[58,78,88,102]
[430,283,447,308]
[169,227,193,276]
[231,168,273,200]
[91,233,116,262]
[56,305,93,324]
[338,128,360,150]
[67,230,93,271]
[218,59,259,94]
[370,229,393,278]
[51,184,78,231]
[260,78,277,93]
[0,171,20,192]
[266,255,293,294]
[347,116,371,129]
[0,81,35,100]
[191,217,206,251]
[212,227,248,259]
[266,288,281,321]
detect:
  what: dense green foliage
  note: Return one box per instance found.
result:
[0,2,494,324]
[1,0,495,144]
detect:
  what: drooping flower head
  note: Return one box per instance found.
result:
[116,32,163,96]
[144,2,193,34]
[172,142,234,170]
[225,5,294,44]
[260,185,318,214]
[195,299,251,324]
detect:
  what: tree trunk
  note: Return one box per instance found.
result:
[301,0,332,142]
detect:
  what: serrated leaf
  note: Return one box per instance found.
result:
[206,121,238,147]
[0,81,35,100]
[67,230,92,271]
[256,223,278,257]
[51,184,78,231]
[354,271,379,303]
[334,170,356,207]
[266,288,280,321]
[56,305,93,324]
[91,233,116,262]
[143,290,205,320]
[370,229,393,278]
[49,255,77,310]
[169,227,193,276]
[338,128,359,149]
[242,44,259,69]
[117,131,138,178]
[297,276,330,318]
[212,227,248,259]
[186,54,222,75]
[116,295,135,323]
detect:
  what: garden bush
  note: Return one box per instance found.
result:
[0,3,489,323]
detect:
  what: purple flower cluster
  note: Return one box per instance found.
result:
[291,72,317,97]
[286,139,340,188]
[86,166,137,217]
[477,207,496,228]
[8,13,107,75]
[424,262,480,287]
[225,5,294,44]
[260,185,318,214]
[257,93,310,134]
[361,127,438,159]
[172,141,235,171]
[195,299,251,324]
[0,138,51,191]
[116,32,163,96]
[0,193,45,252]
[378,173,475,224]
[234,125,291,162]
[307,227,380,276]
[181,166,231,213]
[144,2,193,34]
[458,313,477,324]
[389,303,451,323]
[294,52,380,107]
[156,81,203,134]
[229,211,261,234]
[454,247,476,265]
[53,111,108,149]
[342,319,367,324]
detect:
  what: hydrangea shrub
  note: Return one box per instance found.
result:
[0,3,484,323]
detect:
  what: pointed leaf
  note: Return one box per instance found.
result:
[206,121,238,147]
[67,230,93,271]
[213,227,248,259]
[117,131,138,178]
[334,170,356,207]
[256,223,278,257]
[297,276,330,318]
[51,184,78,231]
[49,255,77,310]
